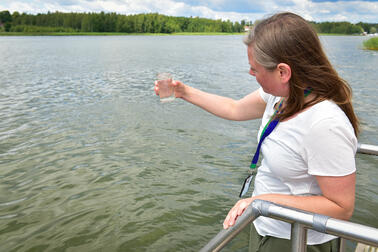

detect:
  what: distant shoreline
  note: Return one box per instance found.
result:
[0,32,362,36]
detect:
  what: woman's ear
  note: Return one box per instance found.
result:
[277,63,291,84]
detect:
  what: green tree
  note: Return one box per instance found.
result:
[12,11,20,20]
[0,10,12,31]
[221,20,230,32]
[163,18,181,33]
[81,14,93,32]
[0,10,12,23]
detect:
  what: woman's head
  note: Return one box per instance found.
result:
[245,12,322,71]
[245,12,359,136]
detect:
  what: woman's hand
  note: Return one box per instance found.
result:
[223,197,254,229]
[154,80,187,99]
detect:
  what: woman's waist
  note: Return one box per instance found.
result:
[253,169,322,196]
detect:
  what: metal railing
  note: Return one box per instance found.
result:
[200,143,378,252]
[200,200,378,252]
[357,143,378,155]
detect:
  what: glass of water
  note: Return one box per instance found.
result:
[157,73,175,103]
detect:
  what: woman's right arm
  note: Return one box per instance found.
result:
[155,80,266,121]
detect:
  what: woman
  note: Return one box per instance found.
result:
[154,12,358,251]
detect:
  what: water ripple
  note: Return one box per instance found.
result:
[0,198,27,207]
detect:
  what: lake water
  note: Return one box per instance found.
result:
[0,35,377,252]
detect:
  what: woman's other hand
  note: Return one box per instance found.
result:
[223,197,254,229]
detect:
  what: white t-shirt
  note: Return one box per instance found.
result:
[253,88,357,245]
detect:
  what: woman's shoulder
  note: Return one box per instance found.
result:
[310,100,349,124]
[301,100,357,176]
[306,100,356,141]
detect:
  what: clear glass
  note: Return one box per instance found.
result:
[157,72,175,103]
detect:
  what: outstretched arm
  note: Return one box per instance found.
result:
[155,80,266,121]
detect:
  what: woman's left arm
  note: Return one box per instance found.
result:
[223,173,355,229]
[224,109,358,229]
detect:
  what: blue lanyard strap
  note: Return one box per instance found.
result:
[250,98,283,169]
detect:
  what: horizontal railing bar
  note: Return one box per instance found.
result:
[265,202,378,247]
[325,218,378,247]
[357,143,378,155]
[200,200,378,252]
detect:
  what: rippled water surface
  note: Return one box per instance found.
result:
[0,35,377,251]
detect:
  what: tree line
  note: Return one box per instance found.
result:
[309,21,377,35]
[0,10,377,34]
[0,11,248,33]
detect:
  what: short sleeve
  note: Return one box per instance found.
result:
[259,87,270,103]
[303,118,357,176]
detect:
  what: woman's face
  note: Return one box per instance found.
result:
[247,46,289,97]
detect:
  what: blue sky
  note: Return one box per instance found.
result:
[1,0,377,23]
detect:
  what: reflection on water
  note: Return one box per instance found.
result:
[0,35,377,251]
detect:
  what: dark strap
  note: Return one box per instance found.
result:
[249,98,284,169]
[250,118,279,168]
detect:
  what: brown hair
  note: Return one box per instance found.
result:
[245,12,359,136]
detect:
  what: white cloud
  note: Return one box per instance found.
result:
[306,1,378,22]
[0,0,377,23]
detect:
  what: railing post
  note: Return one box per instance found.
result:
[291,222,307,252]
[339,238,346,252]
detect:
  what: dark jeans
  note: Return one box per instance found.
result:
[249,224,340,252]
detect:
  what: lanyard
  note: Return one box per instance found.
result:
[239,88,312,197]
[239,98,283,197]
[250,98,284,169]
